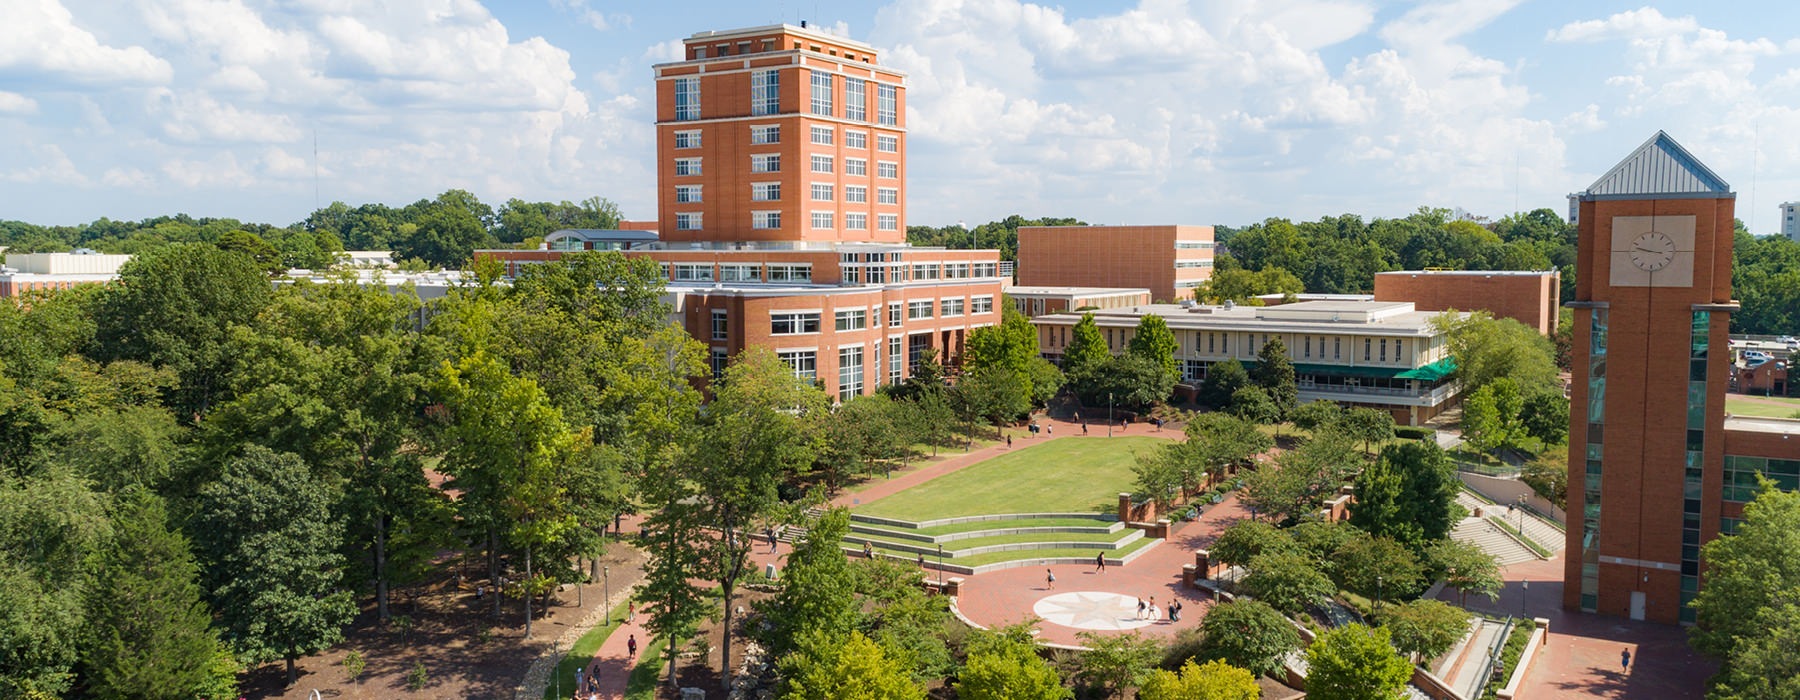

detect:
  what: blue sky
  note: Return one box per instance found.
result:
[5,0,1800,232]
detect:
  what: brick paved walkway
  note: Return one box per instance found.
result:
[1438,554,1713,699]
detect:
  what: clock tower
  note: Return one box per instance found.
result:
[1565,132,1736,624]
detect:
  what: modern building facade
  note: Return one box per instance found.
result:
[654,24,907,245]
[1030,300,1461,425]
[1016,225,1215,301]
[1009,286,1152,317]
[0,251,131,297]
[1373,269,1561,336]
[1564,131,1800,624]
[482,24,1003,401]
[1780,201,1800,242]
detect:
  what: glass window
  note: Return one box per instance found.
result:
[751,154,781,173]
[971,296,994,314]
[810,125,833,145]
[752,70,779,115]
[838,346,863,401]
[844,77,867,121]
[752,211,781,230]
[877,134,898,153]
[750,125,780,144]
[908,300,933,319]
[674,77,700,120]
[845,158,867,176]
[751,182,781,201]
[845,213,868,230]
[889,337,904,383]
[675,158,701,176]
[675,212,702,231]
[770,312,820,335]
[675,185,702,203]
[710,349,728,379]
[710,310,728,340]
[673,264,713,282]
[877,83,897,125]
[845,185,868,203]
[778,351,816,380]
[845,130,867,149]
[811,183,834,201]
[811,211,834,229]
[811,155,834,173]
[768,264,812,282]
[720,264,761,282]
[877,187,898,204]
[674,130,701,148]
[834,309,867,331]
[941,298,965,317]
[888,303,903,327]
[810,71,833,116]
[877,161,898,178]
[878,214,898,231]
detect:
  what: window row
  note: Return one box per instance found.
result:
[675,71,902,130]
[667,263,813,284]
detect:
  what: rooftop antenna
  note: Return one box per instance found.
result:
[1750,122,1760,234]
[312,127,320,213]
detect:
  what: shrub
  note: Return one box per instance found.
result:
[1395,425,1436,441]
[406,661,428,692]
[343,650,366,682]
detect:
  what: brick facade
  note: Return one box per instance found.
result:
[1373,270,1560,335]
[1016,225,1214,302]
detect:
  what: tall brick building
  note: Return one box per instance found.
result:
[1565,131,1800,624]
[1373,269,1560,335]
[484,24,1003,401]
[1016,225,1215,301]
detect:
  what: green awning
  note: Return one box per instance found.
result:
[1396,357,1457,381]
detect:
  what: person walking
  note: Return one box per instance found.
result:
[1047,424,1054,437]
[1007,435,1013,448]
[627,634,639,660]
[1621,648,1631,672]
[1137,598,1147,620]
[627,601,636,623]
[1094,552,1106,573]
[863,541,873,558]
[1082,422,1089,435]
[1046,569,1056,590]
[1169,599,1182,622]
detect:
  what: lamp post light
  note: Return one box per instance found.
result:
[1376,575,1384,614]
[937,544,945,586]
[603,566,611,622]
[1109,392,1115,438]
[1520,579,1529,618]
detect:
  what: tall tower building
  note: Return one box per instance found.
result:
[1563,132,1800,625]
[1780,201,1800,242]
[653,24,907,244]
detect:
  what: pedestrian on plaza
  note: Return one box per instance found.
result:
[1149,603,1160,622]
[918,552,926,569]
[1148,597,1156,619]
[1169,599,1182,622]
[627,601,636,623]
[1094,552,1106,573]
[1046,569,1056,590]
[1007,435,1013,448]
[1082,422,1089,435]
[575,668,584,692]
[1621,648,1631,672]
[1074,411,1081,422]
[1137,598,1147,619]
[1047,424,1054,436]
[628,634,638,660]
[863,541,873,558]
[766,526,778,553]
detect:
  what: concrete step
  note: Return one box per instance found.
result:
[1451,518,1537,566]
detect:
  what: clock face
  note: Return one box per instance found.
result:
[1629,231,1677,272]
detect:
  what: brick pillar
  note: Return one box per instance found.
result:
[1118,493,1132,522]
[945,577,964,596]
[1182,564,1198,587]
[1195,549,1211,578]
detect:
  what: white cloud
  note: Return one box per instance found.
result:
[0,91,39,114]
[0,0,172,86]
[550,0,628,32]
[2,143,86,185]
[1560,104,1605,133]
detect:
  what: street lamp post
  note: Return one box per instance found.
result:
[603,566,611,622]
[1108,392,1114,438]
[1376,575,1384,614]
[1520,579,1529,617]
[937,544,945,586]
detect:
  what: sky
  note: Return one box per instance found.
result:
[5,0,1800,233]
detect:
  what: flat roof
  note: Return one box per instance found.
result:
[685,23,877,52]
[1374,270,1558,277]
[1032,301,1455,336]
[1724,415,1800,436]
[1008,286,1151,297]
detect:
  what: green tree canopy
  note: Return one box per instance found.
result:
[1303,624,1412,700]
[1128,314,1180,379]
[1242,551,1334,615]
[1432,311,1559,396]
[1199,358,1250,409]
[1377,599,1471,662]
[1137,659,1261,700]
[780,631,924,700]
[1195,600,1302,678]
[955,625,1071,700]
[1691,479,1800,695]
[1254,338,1297,417]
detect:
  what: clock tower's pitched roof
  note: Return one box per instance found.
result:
[1579,131,1733,200]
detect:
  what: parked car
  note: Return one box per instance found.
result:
[1743,350,1772,362]
[1777,335,1799,348]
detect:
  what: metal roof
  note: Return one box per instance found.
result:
[1581,131,1731,200]
[546,229,660,243]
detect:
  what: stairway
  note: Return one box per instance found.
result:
[1451,518,1538,566]
[1458,491,1564,555]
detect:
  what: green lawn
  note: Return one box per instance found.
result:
[543,598,630,700]
[854,437,1164,520]
[862,516,1114,536]
[853,530,1126,549]
[1726,395,1800,419]
[863,535,1158,567]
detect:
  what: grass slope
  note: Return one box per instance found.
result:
[854,437,1165,520]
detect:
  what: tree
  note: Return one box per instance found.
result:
[1351,441,1457,546]
[1290,400,1343,434]
[1461,378,1524,452]
[1133,449,1184,513]
[1195,267,1304,304]
[820,394,909,490]
[1200,358,1250,409]
[953,364,1032,439]
[1377,599,1470,663]
[1137,659,1261,700]
[1062,313,1112,381]
[1195,600,1302,677]
[1288,520,1357,571]
[1709,598,1800,700]
[966,306,1064,406]
[92,243,274,418]
[1424,540,1502,605]
[82,488,236,700]
[1691,479,1800,690]
[1432,311,1559,396]
[682,348,827,689]
[1185,412,1272,486]
[194,446,357,685]
[956,625,1071,700]
[1242,551,1334,616]
[760,509,859,657]
[1128,314,1180,379]
[1086,354,1176,410]
[0,469,113,697]
[1521,452,1568,509]
[1331,532,1423,604]
[1075,631,1162,698]
[1254,338,1297,417]
[215,229,286,275]
[1229,386,1278,424]
[781,631,924,700]
[1339,407,1395,454]
[1210,520,1295,571]
[1519,390,1569,445]
[393,196,494,268]
[1303,624,1412,700]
